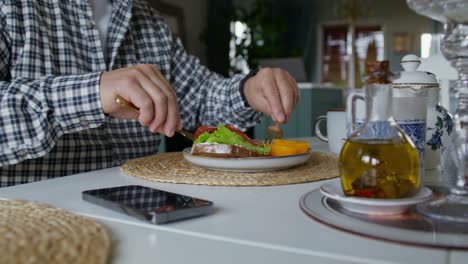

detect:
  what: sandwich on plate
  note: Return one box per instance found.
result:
[191,124,270,158]
[191,124,311,158]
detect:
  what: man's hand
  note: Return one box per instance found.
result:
[243,68,300,123]
[99,64,181,137]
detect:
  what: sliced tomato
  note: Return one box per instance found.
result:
[194,126,217,139]
[225,125,261,146]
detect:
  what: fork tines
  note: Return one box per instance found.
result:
[264,122,283,144]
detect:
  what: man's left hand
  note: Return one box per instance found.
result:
[243,68,300,123]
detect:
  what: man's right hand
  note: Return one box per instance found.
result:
[99,64,181,137]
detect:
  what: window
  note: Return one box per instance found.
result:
[421,33,442,58]
[321,25,384,88]
[229,21,250,75]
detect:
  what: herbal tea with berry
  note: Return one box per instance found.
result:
[339,138,420,199]
[340,61,421,199]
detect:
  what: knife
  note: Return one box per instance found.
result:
[115,95,194,141]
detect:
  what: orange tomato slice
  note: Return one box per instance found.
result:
[270,139,311,156]
[269,144,297,157]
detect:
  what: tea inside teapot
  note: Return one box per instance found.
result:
[340,61,421,199]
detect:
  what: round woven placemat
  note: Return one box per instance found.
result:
[0,200,112,264]
[121,152,338,186]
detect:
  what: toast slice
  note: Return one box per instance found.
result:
[191,143,265,158]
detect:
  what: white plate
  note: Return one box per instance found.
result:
[320,179,433,215]
[182,148,312,172]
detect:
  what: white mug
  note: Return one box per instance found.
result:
[314,109,347,154]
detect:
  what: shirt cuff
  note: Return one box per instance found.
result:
[229,73,262,129]
[238,69,259,108]
[48,72,106,133]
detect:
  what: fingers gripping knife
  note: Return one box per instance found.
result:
[115,95,194,141]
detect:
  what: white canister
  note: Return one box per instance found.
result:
[392,55,428,171]
[393,54,454,171]
[425,87,454,170]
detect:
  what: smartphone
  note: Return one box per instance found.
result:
[82,185,214,224]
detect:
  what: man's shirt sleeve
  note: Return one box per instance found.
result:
[0,75,106,166]
[0,12,105,166]
[0,5,9,87]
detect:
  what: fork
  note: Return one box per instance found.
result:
[264,121,283,144]
[114,95,195,141]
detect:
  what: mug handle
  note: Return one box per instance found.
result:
[314,115,328,142]
[346,91,366,134]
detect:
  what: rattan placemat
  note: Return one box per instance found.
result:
[0,200,112,264]
[121,152,338,186]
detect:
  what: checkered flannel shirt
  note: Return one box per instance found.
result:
[0,0,260,187]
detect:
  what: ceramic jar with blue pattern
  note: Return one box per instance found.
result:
[393,54,453,171]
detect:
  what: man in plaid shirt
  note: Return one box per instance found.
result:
[0,0,299,186]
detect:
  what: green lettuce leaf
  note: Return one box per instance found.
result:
[193,124,270,155]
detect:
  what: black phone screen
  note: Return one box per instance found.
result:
[82,185,213,224]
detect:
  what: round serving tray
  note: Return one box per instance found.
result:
[299,187,468,249]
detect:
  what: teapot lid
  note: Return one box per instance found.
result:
[393,54,438,84]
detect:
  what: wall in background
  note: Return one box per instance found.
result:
[204,0,233,76]
[310,0,436,80]
[230,0,438,83]
[152,0,209,65]
[149,0,439,82]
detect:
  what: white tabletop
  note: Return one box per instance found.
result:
[0,138,465,264]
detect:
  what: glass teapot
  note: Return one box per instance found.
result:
[340,61,421,199]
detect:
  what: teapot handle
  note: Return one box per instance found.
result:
[346,91,366,135]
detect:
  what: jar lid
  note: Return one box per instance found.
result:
[393,54,438,85]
